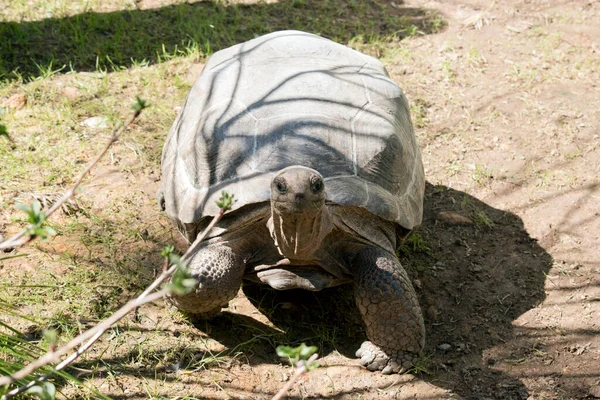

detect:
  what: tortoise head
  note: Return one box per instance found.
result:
[268,166,331,260]
[270,166,325,215]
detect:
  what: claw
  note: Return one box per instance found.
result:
[359,350,375,366]
[386,360,400,374]
[355,341,418,374]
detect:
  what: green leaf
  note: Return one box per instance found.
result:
[299,344,318,359]
[216,191,235,211]
[276,343,318,367]
[26,382,56,400]
[131,97,150,112]
[14,201,55,241]
[276,345,295,358]
[161,245,175,259]
[163,252,197,295]
[0,123,11,141]
[43,329,58,347]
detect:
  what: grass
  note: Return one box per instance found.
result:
[399,232,431,255]
[0,0,450,397]
[0,0,445,81]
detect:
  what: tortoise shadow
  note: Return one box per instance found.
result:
[405,182,551,398]
[0,0,445,80]
[203,182,552,398]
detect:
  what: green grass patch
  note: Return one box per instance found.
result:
[1,0,445,80]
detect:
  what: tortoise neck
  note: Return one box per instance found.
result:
[267,205,333,261]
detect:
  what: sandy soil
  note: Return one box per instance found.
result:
[1,0,599,399]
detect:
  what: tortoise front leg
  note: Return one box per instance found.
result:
[167,244,245,317]
[352,246,425,374]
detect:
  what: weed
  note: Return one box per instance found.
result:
[472,164,494,186]
[399,232,431,255]
[411,98,430,129]
[467,46,487,71]
[408,354,433,375]
[473,210,495,229]
[441,59,456,82]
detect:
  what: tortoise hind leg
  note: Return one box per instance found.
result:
[167,244,245,317]
[352,246,425,374]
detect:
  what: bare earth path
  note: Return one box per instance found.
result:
[1,0,598,399]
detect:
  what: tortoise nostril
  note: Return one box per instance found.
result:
[295,193,305,202]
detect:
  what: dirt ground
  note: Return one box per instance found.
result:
[1,0,599,399]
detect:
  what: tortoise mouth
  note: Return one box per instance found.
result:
[272,198,325,214]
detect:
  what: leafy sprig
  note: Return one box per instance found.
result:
[15,201,56,241]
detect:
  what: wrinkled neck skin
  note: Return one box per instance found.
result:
[268,206,333,261]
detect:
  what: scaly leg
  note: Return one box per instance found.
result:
[352,246,425,374]
[168,244,245,317]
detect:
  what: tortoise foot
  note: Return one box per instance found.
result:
[356,341,418,374]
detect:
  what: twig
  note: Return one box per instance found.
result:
[0,208,226,398]
[139,206,225,299]
[0,288,163,391]
[271,354,319,400]
[0,106,144,251]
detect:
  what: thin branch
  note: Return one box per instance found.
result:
[184,207,226,259]
[0,289,163,390]
[0,98,239,398]
[0,208,225,398]
[0,108,144,251]
[271,354,319,400]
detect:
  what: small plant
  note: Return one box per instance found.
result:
[411,98,430,129]
[216,191,235,211]
[473,210,494,229]
[399,232,431,255]
[276,343,319,371]
[14,201,56,241]
[472,164,494,186]
[162,246,196,296]
[441,59,455,81]
[407,354,432,375]
[131,96,150,114]
[25,382,55,400]
[273,344,320,400]
[0,123,11,141]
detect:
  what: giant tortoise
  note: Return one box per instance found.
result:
[158,30,425,374]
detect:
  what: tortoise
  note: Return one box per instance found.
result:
[158,30,425,374]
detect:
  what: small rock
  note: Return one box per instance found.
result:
[438,211,473,225]
[81,116,110,129]
[5,93,27,110]
[426,305,438,321]
[438,343,451,351]
[62,86,80,101]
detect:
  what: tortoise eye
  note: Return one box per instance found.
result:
[310,176,323,193]
[274,178,287,194]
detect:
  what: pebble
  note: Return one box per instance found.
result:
[438,343,452,351]
[81,116,110,129]
[438,211,473,225]
[5,93,26,110]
